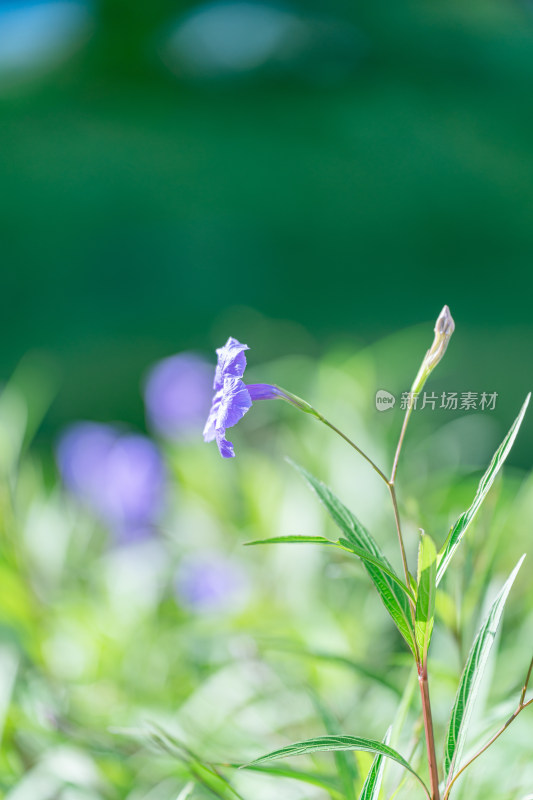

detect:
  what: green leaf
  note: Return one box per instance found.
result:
[338,539,415,602]
[289,460,417,655]
[298,649,402,696]
[310,691,358,800]
[358,727,391,800]
[415,533,437,664]
[246,535,415,603]
[437,394,530,586]
[408,571,418,600]
[176,782,194,800]
[147,727,246,800]
[443,556,525,785]
[260,640,402,695]
[246,535,334,546]
[235,765,344,799]
[242,735,429,799]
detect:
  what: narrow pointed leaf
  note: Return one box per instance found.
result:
[444,556,525,784]
[311,692,358,800]
[409,571,418,599]
[359,727,391,800]
[290,460,417,654]
[149,731,242,800]
[243,735,429,798]
[246,535,334,546]
[415,533,437,664]
[148,727,246,800]
[246,535,414,602]
[437,394,530,586]
[234,765,344,799]
[338,539,415,601]
[263,641,401,694]
[176,783,194,800]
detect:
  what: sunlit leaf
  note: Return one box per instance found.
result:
[148,728,245,800]
[358,727,391,800]
[443,556,525,784]
[177,782,194,800]
[409,571,418,599]
[311,691,358,800]
[415,533,437,664]
[246,535,334,546]
[437,394,530,586]
[243,734,429,798]
[246,535,415,603]
[269,644,401,695]
[289,460,417,655]
[236,764,344,799]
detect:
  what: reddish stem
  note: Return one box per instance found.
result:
[418,664,441,800]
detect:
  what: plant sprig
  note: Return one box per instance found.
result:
[204,307,531,800]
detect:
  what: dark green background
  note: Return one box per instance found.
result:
[1,0,532,455]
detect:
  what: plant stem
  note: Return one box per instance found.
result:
[388,396,416,603]
[390,399,440,799]
[520,653,533,706]
[443,653,533,799]
[443,697,533,800]
[418,664,441,800]
[388,482,412,595]
[310,385,441,800]
[315,413,389,485]
[315,413,414,599]
[391,404,413,485]
[274,388,390,485]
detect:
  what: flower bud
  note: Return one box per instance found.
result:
[411,305,455,396]
[426,305,455,368]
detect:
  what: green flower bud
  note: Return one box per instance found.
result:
[411,305,455,397]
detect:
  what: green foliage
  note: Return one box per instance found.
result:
[415,533,437,665]
[437,394,530,586]
[1,319,532,800]
[358,727,392,800]
[443,556,525,786]
[246,535,415,603]
[310,691,359,800]
[288,460,417,655]
[241,765,345,799]
[244,734,429,797]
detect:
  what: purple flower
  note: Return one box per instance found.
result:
[174,554,248,612]
[203,337,282,458]
[56,422,166,544]
[144,352,213,440]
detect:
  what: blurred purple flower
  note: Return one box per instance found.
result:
[203,337,281,458]
[56,422,166,544]
[175,554,248,612]
[144,352,213,440]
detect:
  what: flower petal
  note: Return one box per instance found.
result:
[216,429,235,458]
[247,383,281,401]
[214,337,249,390]
[216,378,252,430]
[203,388,223,442]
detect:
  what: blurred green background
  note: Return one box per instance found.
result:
[1,333,532,799]
[1,0,532,456]
[2,3,533,796]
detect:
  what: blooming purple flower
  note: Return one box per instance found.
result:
[56,422,166,544]
[144,352,213,440]
[203,337,281,458]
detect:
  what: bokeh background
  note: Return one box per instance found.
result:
[1,0,533,453]
[1,1,533,798]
